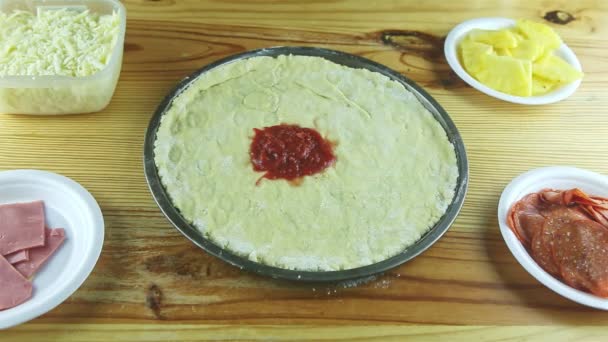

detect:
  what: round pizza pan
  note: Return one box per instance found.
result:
[144,46,469,282]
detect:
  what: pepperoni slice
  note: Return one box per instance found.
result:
[551,219,608,297]
[590,196,608,206]
[530,207,584,276]
[530,226,558,275]
[565,188,608,209]
[508,188,608,298]
[508,193,545,244]
[508,192,588,245]
[581,205,608,228]
[531,222,560,276]
[539,188,608,212]
[597,208,608,225]
[540,189,563,205]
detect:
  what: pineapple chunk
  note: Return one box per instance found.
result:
[515,19,562,52]
[473,54,532,96]
[495,48,512,56]
[457,19,580,97]
[532,76,558,96]
[533,55,583,83]
[459,39,493,75]
[510,28,526,43]
[510,39,544,61]
[469,29,518,48]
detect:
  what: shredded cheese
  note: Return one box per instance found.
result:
[0,9,120,77]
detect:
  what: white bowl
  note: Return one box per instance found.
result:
[498,166,608,310]
[0,170,104,329]
[444,17,582,105]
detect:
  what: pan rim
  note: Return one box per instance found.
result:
[143,46,469,282]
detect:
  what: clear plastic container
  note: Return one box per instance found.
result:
[0,0,126,115]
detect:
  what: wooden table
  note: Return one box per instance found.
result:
[3,0,608,340]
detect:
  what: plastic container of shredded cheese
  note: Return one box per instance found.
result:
[0,0,126,115]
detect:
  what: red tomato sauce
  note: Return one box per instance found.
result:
[249,124,335,183]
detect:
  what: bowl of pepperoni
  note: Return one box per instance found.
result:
[498,166,608,309]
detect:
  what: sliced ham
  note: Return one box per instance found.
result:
[0,201,45,255]
[14,228,65,278]
[0,254,32,310]
[5,249,29,264]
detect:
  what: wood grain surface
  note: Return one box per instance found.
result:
[2,0,608,340]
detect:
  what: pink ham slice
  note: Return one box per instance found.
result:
[0,254,32,310]
[14,228,65,278]
[5,249,29,264]
[0,201,45,255]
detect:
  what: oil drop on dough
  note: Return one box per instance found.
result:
[155,55,459,271]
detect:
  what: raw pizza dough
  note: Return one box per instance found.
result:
[155,55,459,271]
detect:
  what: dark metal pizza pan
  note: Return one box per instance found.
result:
[144,46,469,282]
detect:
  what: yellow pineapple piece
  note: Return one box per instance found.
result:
[495,47,512,56]
[473,54,532,96]
[457,20,579,97]
[510,28,526,43]
[533,55,583,83]
[510,39,544,61]
[515,19,562,52]
[459,39,493,75]
[532,76,558,96]
[469,28,518,49]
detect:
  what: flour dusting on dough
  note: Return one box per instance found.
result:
[155,55,459,271]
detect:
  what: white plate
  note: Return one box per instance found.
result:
[444,17,582,105]
[498,166,608,310]
[0,170,104,329]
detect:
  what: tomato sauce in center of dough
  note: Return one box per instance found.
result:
[249,124,335,183]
